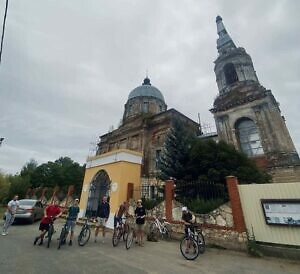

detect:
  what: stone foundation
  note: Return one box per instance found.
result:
[145,200,247,251]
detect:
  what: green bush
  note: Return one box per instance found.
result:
[178,198,226,214]
[142,197,164,210]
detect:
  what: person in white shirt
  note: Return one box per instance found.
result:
[2,195,19,236]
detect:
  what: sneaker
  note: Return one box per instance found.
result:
[38,240,43,246]
[2,232,7,236]
[69,240,72,246]
[34,237,39,245]
[185,249,189,254]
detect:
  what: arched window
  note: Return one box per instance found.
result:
[224,63,238,85]
[235,118,264,156]
[143,102,149,113]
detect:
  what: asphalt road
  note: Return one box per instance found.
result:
[0,219,299,274]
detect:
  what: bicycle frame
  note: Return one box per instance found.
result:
[153,217,170,235]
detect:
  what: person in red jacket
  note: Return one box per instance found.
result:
[34,203,62,246]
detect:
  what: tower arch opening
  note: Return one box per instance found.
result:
[224,63,239,85]
[235,118,264,157]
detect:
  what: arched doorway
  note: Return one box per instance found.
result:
[85,170,111,217]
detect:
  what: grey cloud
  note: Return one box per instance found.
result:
[0,0,299,173]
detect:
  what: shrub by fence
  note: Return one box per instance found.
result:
[175,180,229,214]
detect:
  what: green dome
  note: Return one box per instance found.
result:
[128,77,165,103]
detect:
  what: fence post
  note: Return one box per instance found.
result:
[226,176,246,233]
[165,180,174,222]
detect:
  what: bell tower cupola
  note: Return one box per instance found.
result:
[214,16,259,95]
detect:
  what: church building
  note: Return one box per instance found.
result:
[210,16,300,182]
[96,77,200,186]
[88,15,300,193]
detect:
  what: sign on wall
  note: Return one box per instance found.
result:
[261,199,300,227]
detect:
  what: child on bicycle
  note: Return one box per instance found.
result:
[34,203,62,246]
[181,206,196,253]
[65,198,80,246]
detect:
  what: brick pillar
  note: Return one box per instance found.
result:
[165,180,175,222]
[226,176,246,233]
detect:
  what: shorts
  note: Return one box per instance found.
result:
[135,223,144,232]
[96,217,107,227]
[66,219,76,232]
[39,223,50,232]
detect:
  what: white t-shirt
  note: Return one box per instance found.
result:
[7,200,19,214]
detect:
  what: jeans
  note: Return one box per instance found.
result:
[3,212,15,232]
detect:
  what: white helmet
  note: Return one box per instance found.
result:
[181,206,188,212]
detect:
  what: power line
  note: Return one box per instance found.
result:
[0,0,9,64]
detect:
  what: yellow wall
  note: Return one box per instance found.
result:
[79,149,142,219]
[238,182,300,246]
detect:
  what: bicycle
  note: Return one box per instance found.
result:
[78,218,92,246]
[149,217,172,240]
[180,225,205,260]
[125,216,137,250]
[57,221,69,249]
[112,217,129,247]
[46,217,56,248]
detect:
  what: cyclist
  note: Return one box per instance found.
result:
[34,203,62,246]
[114,201,128,228]
[135,199,146,246]
[2,194,19,236]
[181,206,196,253]
[94,196,110,243]
[64,198,80,246]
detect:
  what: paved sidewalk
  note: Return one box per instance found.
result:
[0,219,299,274]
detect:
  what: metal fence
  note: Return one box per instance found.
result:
[175,180,228,201]
[138,184,165,200]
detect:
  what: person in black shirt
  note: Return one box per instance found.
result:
[94,196,110,243]
[134,199,146,246]
[181,206,196,254]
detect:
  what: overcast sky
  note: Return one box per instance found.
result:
[0,0,299,174]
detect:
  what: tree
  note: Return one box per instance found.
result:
[7,175,30,201]
[20,159,38,178]
[0,172,10,204]
[187,139,271,184]
[158,119,195,180]
[30,157,85,196]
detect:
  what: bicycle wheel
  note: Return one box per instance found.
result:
[123,223,129,241]
[126,229,134,250]
[164,227,172,241]
[197,232,205,254]
[78,226,91,246]
[180,236,199,260]
[47,225,54,248]
[150,223,159,237]
[58,226,66,249]
[112,227,122,247]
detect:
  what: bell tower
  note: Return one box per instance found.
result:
[210,16,300,177]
